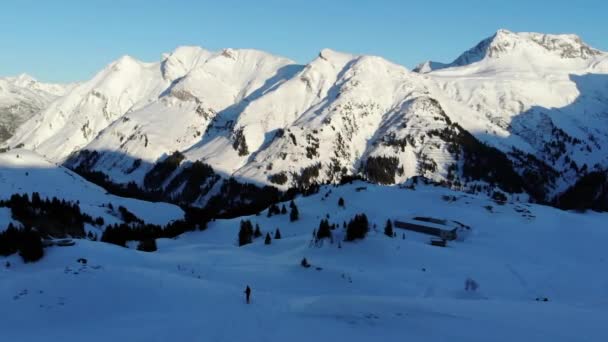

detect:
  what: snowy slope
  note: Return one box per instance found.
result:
[0,74,73,142]
[0,149,183,226]
[1,182,607,341]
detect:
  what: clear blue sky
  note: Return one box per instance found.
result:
[1,0,606,83]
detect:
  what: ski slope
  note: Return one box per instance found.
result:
[1,182,607,341]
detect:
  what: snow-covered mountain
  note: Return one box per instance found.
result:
[5,30,608,209]
[417,29,608,196]
[2,30,608,342]
[0,74,73,142]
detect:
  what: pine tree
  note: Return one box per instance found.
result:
[254,224,262,238]
[384,219,394,237]
[264,232,272,245]
[316,219,332,240]
[338,197,345,207]
[281,205,287,214]
[290,204,299,222]
[274,228,282,239]
[238,220,254,246]
[267,204,281,217]
[301,257,310,268]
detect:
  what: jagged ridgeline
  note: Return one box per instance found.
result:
[5,30,608,211]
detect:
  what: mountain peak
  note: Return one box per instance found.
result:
[415,29,604,73]
[161,46,213,81]
[12,73,37,85]
[111,55,143,70]
[318,48,355,62]
[485,29,601,59]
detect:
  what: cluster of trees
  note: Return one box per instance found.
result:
[71,151,223,206]
[364,156,404,185]
[267,203,287,217]
[101,206,209,248]
[508,148,557,201]
[238,220,282,247]
[232,128,249,156]
[0,193,104,238]
[555,170,608,211]
[0,224,44,262]
[74,167,164,202]
[345,213,369,241]
[144,151,185,190]
[69,150,320,223]
[293,163,321,190]
[427,120,527,196]
[206,178,284,219]
[268,172,288,185]
[165,161,220,204]
[310,213,371,244]
[117,205,143,224]
[315,219,333,241]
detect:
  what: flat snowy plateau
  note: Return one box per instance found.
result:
[1,181,606,341]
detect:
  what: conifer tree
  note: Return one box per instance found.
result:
[254,223,262,238]
[338,197,345,207]
[290,204,299,222]
[238,220,254,246]
[274,228,282,239]
[384,219,394,237]
[265,232,272,245]
[316,219,332,240]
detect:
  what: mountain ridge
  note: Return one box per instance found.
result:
[2,29,608,211]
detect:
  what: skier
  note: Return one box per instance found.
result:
[244,285,251,304]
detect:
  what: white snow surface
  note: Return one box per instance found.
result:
[1,181,607,341]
